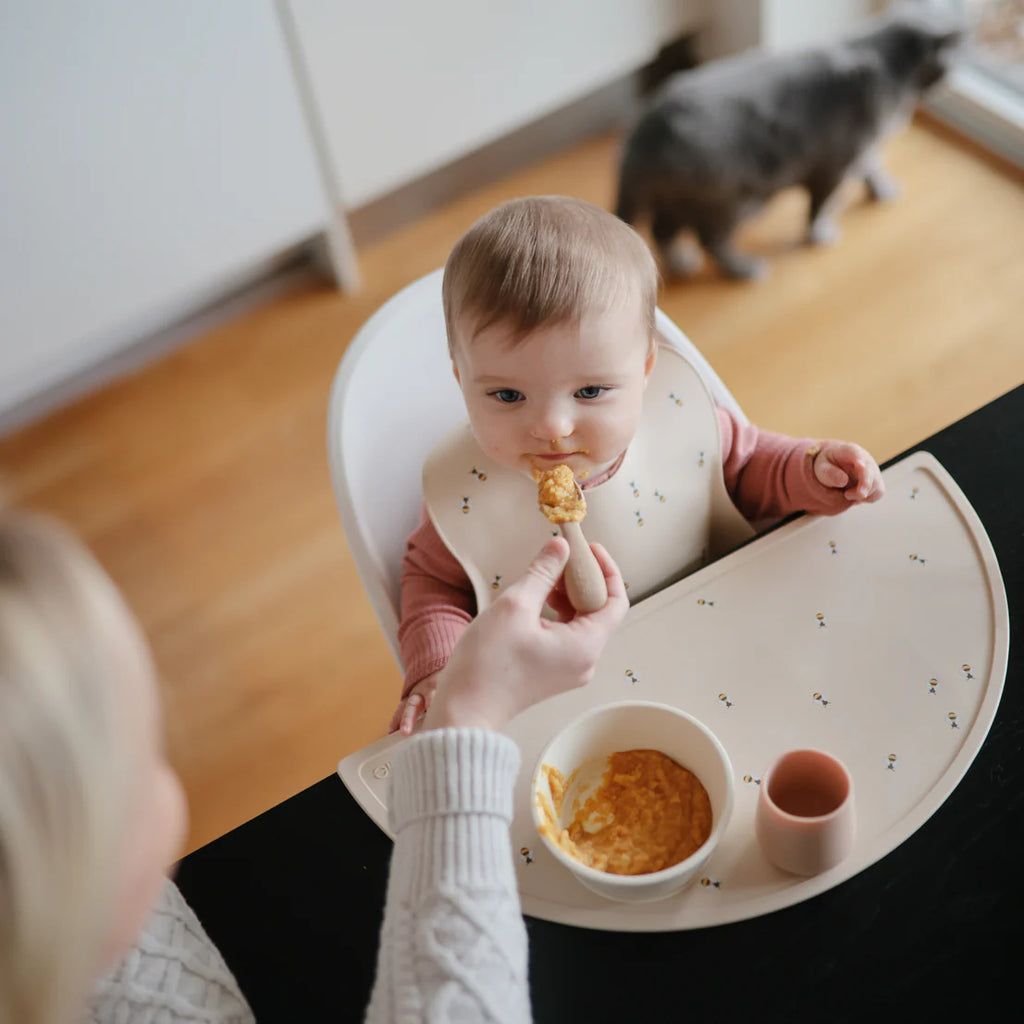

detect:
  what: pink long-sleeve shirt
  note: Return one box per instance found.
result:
[398,408,851,696]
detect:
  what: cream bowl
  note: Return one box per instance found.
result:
[531,700,734,903]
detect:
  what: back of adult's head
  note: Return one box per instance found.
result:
[0,510,131,1024]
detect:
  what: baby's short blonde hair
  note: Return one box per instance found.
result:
[0,511,133,1024]
[442,195,658,352]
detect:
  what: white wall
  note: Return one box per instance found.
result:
[702,0,885,58]
[763,0,886,49]
[286,0,705,209]
[0,1,329,420]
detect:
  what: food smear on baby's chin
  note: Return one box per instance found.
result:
[539,750,712,875]
[535,464,587,523]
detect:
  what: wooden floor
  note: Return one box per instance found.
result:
[1,115,1022,854]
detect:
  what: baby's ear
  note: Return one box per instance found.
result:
[451,361,461,386]
[644,337,658,378]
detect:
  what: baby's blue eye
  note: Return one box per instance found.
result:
[492,389,523,404]
[575,385,605,400]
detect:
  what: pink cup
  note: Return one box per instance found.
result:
[755,749,856,876]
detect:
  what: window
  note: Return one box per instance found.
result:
[927,0,1024,166]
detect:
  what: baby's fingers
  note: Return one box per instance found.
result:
[399,692,427,735]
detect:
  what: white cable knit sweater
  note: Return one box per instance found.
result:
[87,878,254,1024]
[364,728,532,1024]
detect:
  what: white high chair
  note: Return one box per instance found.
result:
[326,267,747,668]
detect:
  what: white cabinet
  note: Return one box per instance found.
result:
[0,1,331,421]
[285,0,706,209]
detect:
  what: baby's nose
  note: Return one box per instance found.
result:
[530,403,573,442]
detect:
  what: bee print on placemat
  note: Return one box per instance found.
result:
[886,754,898,771]
[700,876,722,890]
[947,712,960,729]
[743,773,761,787]
[696,597,715,608]
[697,451,706,468]
[927,677,939,694]
[828,540,838,556]
[812,692,830,708]
[460,497,471,514]
[718,692,733,709]
[668,392,684,407]
[815,612,828,629]
[624,668,640,687]
[653,489,667,504]
[909,553,927,565]
[490,575,502,591]
[519,846,534,865]
[470,466,488,482]
[961,664,975,680]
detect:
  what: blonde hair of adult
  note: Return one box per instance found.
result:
[441,195,659,351]
[0,511,134,1024]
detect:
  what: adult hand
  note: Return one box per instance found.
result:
[813,441,885,504]
[424,537,627,732]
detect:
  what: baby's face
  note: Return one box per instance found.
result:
[452,294,655,479]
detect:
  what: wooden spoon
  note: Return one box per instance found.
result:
[558,480,607,613]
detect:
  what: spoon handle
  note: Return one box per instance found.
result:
[558,521,608,613]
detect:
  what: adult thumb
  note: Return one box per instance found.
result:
[504,537,570,611]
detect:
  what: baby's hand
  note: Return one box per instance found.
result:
[812,441,885,504]
[388,674,438,735]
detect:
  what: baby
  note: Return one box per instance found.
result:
[392,195,884,734]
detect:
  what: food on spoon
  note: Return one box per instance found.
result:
[535,464,586,523]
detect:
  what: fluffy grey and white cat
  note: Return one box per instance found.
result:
[615,5,962,279]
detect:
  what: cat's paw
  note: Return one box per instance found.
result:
[865,171,901,202]
[664,240,704,278]
[709,247,768,280]
[808,217,842,246]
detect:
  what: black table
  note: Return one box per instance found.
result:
[177,387,1023,1022]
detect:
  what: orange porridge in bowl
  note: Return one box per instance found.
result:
[538,749,713,875]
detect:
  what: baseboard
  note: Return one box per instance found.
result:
[0,245,326,438]
[346,35,698,248]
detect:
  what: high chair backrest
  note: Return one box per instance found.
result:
[327,268,748,668]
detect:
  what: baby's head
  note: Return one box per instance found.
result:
[443,196,659,480]
[0,510,186,1024]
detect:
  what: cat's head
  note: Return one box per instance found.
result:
[871,2,965,93]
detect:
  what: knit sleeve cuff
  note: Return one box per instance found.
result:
[388,729,521,832]
[400,615,469,696]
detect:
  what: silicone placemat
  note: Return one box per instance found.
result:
[337,452,1008,931]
